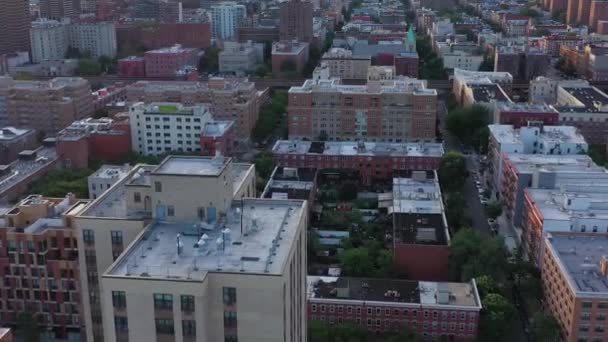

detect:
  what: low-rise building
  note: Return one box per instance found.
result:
[0,127,36,164]
[493,102,560,127]
[320,48,371,80]
[307,276,481,340]
[272,41,310,74]
[394,52,419,78]
[442,50,483,72]
[144,45,199,78]
[88,164,132,199]
[0,147,60,203]
[118,56,145,78]
[272,140,444,185]
[261,167,317,204]
[555,84,608,145]
[540,34,583,57]
[219,41,264,74]
[488,124,589,193]
[452,69,513,108]
[541,233,608,342]
[529,77,589,105]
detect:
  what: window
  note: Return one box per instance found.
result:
[223,287,236,305]
[582,302,593,309]
[83,229,94,244]
[107,229,123,246]
[153,293,173,309]
[155,319,174,335]
[114,316,128,332]
[112,291,126,308]
[181,295,195,312]
[224,311,237,328]
[312,304,317,312]
[134,192,141,203]
[154,181,162,192]
[167,205,175,217]
[182,320,196,336]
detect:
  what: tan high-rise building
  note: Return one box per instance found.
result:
[279,0,313,43]
[74,156,307,342]
[287,76,437,142]
[0,77,93,136]
[541,233,608,342]
[126,78,260,139]
[0,0,31,55]
[39,0,80,20]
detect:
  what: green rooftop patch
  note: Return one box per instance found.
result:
[157,105,179,113]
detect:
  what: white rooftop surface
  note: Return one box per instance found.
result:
[527,187,608,222]
[0,127,31,141]
[90,164,132,179]
[489,124,587,145]
[152,156,229,177]
[290,77,436,95]
[272,140,444,157]
[392,177,442,214]
[508,154,594,172]
[418,281,479,307]
[546,234,608,295]
[108,199,306,280]
[268,180,314,191]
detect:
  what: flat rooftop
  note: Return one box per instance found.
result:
[489,124,587,146]
[0,127,32,141]
[307,276,480,308]
[561,86,608,113]
[0,147,58,195]
[272,140,444,158]
[107,199,306,280]
[151,155,230,177]
[202,121,233,137]
[391,175,442,215]
[496,102,558,113]
[470,83,511,103]
[526,187,608,222]
[545,233,608,295]
[90,164,132,179]
[290,77,436,95]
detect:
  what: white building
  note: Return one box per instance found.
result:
[529,77,589,105]
[87,164,132,199]
[442,50,483,71]
[320,48,371,80]
[30,19,69,63]
[129,102,222,156]
[218,41,264,73]
[488,124,589,192]
[69,22,117,58]
[211,2,246,40]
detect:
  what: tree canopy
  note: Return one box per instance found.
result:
[446,104,491,151]
[340,240,392,278]
[479,293,517,341]
[449,228,508,281]
[529,312,561,342]
[438,151,468,193]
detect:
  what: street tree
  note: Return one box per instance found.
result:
[475,275,499,298]
[308,321,367,342]
[484,200,503,219]
[449,228,508,281]
[446,104,490,149]
[16,312,42,342]
[338,181,358,201]
[479,293,517,341]
[444,191,466,230]
[529,312,561,342]
[438,151,468,193]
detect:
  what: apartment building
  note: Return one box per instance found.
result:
[0,0,30,55]
[307,277,481,341]
[555,84,608,145]
[218,41,264,74]
[287,76,437,142]
[320,48,372,80]
[87,164,132,199]
[144,45,199,78]
[541,233,608,342]
[488,124,588,194]
[69,22,117,58]
[500,154,606,227]
[0,147,60,203]
[0,194,90,340]
[493,102,560,128]
[211,2,246,40]
[0,76,94,136]
[0,127,36,164]
[74,155,259,342]
[452,68,513,107]
[127,102,234,156]
[260,167,317,204]
[271,41,310,75]
[272,140,444,185]
[385,171,450,281]
[279,0,313,43]
[30,20,70,63]
[442,51,483,72]
[126,78,260,139]
[39,0,79,19]
[529,77,589,105]
[522,185,608,263]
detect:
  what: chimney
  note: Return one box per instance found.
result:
[600,255,608,277]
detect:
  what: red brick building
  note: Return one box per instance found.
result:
[394,53,419,78]
[540,35,583,57]
[494,102,560,128]
[143,45,199,78]
[118,57,145,78]
[0,194,89,340]
[116,22,212,53]
[272,141,444,185]
[307,276,481,341]
[271,41,310,74]
[200,121,236,157]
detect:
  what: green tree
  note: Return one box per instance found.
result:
[438,151,468,193]
[552,9,566,22]
[254,151,275,180]
[475,275,499,298]
[338,181,358,201]
[29,168,93,198]
[446,104,490,150]
[318,131,329,141]
[479,293,516,341]
[200,47,220,73]
[444,191,466,230]
[529,312,561,342]
[78,58,102,76]
[254,64,270,77]
[308,321,367,342]
[15,312,42,342]
[484,200,503,219]
[478,55,495,71]
[449,228,508,281]
[340,242,393,278]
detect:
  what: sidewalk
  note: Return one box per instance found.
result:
[496,213,520,253]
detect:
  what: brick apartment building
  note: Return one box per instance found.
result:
[272,140,444,185]
[126,78,260,139]
[0,0,30,55]
[307,276,481,341]
[0,194,89,340]
[143,45,199,78]
[555,84,608,145]
[279,0,313,43]
[272,41,310,75]
[493,102,560,128]
[541,233,608,342]
[116,22,212,53]
[287,77,437,142]
[0,77,93,136]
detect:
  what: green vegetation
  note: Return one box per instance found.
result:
[532,28,551,37]
[484,200,503,219]
[555,57,577,77]
[252,90,287,144]
[438,151,469,231]
[254,150,275,195]
[157,105,179,113]
[16,312,42,342]
[29,168,95,198]
[588,145,608,167]
[302,46,322,78]
[309,320,420,342]
[338,181,358,201]
[77,58,102,76]
[478,54,495,71]
[199,47,220,73]
[552,9,566,23]
[450,228,508,281]
[14,72,34,80]
[480,293,517,340]
[416,35,446,80]
[341,0,362,23]
[446,104,491,153]
[340,240,392,278]
[519,5,540,18]
[529,311,561,342]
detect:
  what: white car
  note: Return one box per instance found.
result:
[480,199,489,205]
